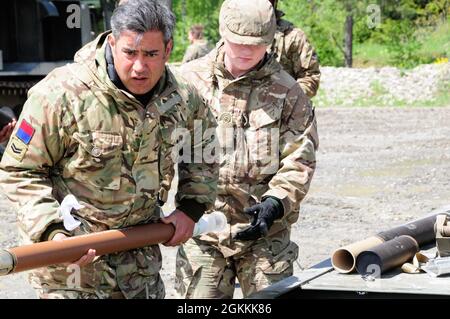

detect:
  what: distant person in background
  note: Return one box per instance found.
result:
[182,24,213,64]
[268,0,321,97]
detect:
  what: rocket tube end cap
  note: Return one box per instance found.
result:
[192,211,228,237]
[0,250,15,276]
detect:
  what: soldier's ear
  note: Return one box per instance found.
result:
[164,39,173,62]
[107,34,116,50]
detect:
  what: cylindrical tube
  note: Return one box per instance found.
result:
[0,250,15,276]
[355,235,419,276]
[2,222,175,275]
[331,213,439,274]
[377,214,437,245]
[331,236,384,274]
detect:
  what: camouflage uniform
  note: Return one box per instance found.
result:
[0,32,217,299]
[182,39,213,64]
[175,0,318,298]
[270,10,321,98]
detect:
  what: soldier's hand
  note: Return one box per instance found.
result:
[161,209,195,246]
[52,233,97,267]
[0,120,16,143]
[234,198,284,241]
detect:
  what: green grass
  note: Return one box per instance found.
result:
[353,19,449,68]
[419,81,450,107]
[314,79,450,108]
[353,42,393,68]
[417,20,450,62]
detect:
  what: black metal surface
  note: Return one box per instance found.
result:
[0,0,110,111]
[0,0,97,64]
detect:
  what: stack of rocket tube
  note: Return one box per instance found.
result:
[331,214,438,274]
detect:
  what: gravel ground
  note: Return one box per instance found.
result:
[316,63,450,106]
[0,107,449,299]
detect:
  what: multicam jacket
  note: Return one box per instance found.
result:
[182,39,213,64]
[270,10,321,98]
[0,32,217,297]
[180,42,318,257]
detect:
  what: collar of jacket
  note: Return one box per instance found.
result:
[275,9,285,20]
[275,10,294,33]
[211,40,281,87]
[72,31,178,108]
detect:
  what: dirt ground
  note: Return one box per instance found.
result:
[1,107,449,299]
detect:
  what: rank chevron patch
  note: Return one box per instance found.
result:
[6,136,28,161]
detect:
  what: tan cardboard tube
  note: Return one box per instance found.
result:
[3,222,175,274]
[331,236,384,273]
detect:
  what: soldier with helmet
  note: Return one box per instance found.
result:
[268,0,321,98]
[176,0,319,298]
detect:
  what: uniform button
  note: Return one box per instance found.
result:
[91,147,102,157]
[219,112,233,124]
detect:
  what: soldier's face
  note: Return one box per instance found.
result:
[108,30,172,95]
[223,40,267,75]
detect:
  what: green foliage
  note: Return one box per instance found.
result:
[170,0,222,62]
[279,0,347,66]
[417,18,450,60]
[279,0,449,68]
[168,0,449,67]
[379,19,432,68]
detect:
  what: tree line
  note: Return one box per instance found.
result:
[169,0,449,68]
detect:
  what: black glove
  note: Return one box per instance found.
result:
[233,197,284,241]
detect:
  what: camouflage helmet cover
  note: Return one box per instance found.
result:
[219,0,276,46]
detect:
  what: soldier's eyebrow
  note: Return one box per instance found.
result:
[122,47,137,53]
[142,49,160,55]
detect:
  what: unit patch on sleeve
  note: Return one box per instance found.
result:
[16,119,35,145]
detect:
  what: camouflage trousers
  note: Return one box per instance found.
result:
[175,230,299,298]
[29,245,165,299]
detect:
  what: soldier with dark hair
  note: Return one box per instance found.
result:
[0,0,217,299]
[182,24,213,64]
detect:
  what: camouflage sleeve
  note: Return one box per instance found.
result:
[182,45,197,64]
[0,89,68,243]
[287,29,321,98]
[174,85,218,221]
[262,85,318,219]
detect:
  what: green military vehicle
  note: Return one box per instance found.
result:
[0,0,116,118]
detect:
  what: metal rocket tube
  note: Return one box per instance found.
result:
[331,213,440,273]
[0,222,175,276]
[355,235,419,275]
